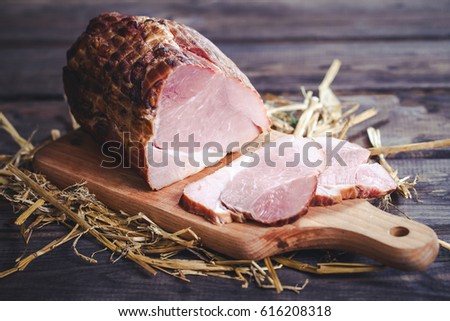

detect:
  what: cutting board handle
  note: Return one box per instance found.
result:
[276,200,439,271]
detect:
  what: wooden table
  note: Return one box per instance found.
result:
[1,0,449,300]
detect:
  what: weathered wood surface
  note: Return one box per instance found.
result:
[1,0,450,98]
[2,0,450,44]
[1,0,449,300]
[2,40,450,98]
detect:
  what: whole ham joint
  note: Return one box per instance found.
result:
[63,12,270,190]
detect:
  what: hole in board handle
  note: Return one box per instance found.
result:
[390,226,410,237]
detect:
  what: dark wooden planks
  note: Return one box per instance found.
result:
[389,158,450,225]
[348,98,450,155]
[0,198,448,300]
[1,40,450,98]
[0,101,72,154]
[1,0,449,98]
[1,0,450,45]
[225,41,450,92]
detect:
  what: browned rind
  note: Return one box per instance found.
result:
[64,12,268,190]
[179,193,232,225]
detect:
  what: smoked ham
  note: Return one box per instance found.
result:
[181,135,325,225]
[63,12,270,189]
[181,135,397,225]
[64,13,397,225]
[313,137,397,205]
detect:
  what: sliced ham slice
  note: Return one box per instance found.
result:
[312,136,397,206]
[180,155,248,224]
[313,163,397,205]
[220,168,317,225]
[180,135,325,224]
[355,163,398,198]
[314,136,371,167]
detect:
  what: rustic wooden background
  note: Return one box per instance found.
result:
[1,0,449,300]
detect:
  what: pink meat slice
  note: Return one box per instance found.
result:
[180,161,243,224]
[154,65,269,153]
[146,146,225,190]
[180,135,325,224]
[314,136,371,167]
[146,64,270,189]
[314,165,359,205]
[356,163,398,198]
[297,136,396,205]
[181,134,396,225]
[313,136,378,205]
[220,167,317,225]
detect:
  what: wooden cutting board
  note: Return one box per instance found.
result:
[33,129,439,271]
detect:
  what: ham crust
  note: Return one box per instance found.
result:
[64,12,270,189]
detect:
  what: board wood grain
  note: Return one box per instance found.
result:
[33,129,439,271]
